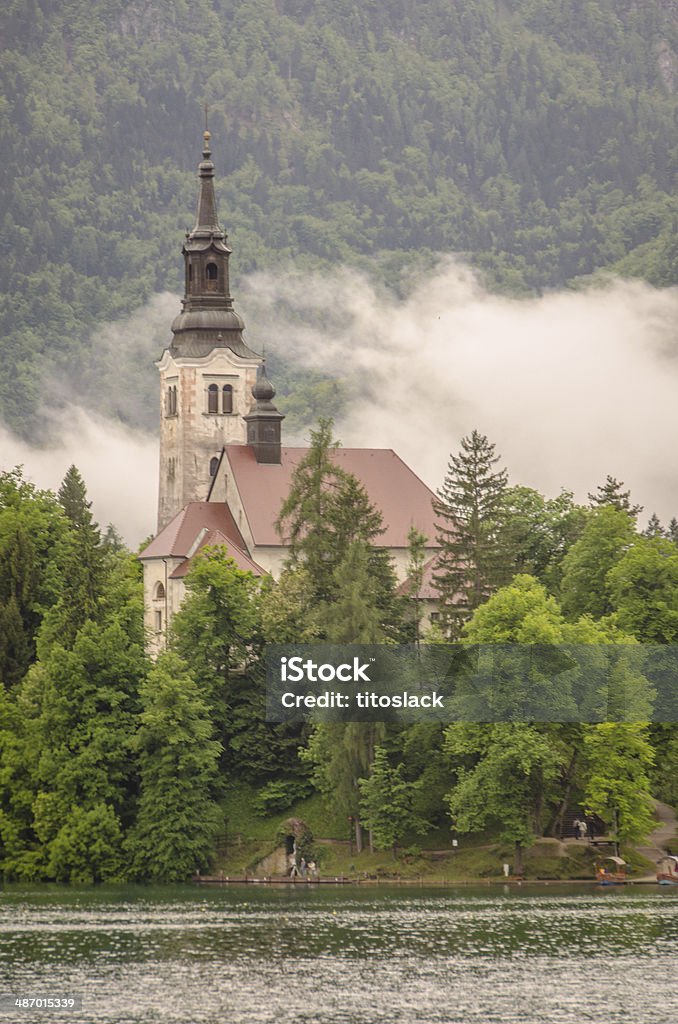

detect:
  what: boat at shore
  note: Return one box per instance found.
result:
[596,856,627,885]
[656,855,678,885]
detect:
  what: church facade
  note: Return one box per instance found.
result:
[140,132,440,653]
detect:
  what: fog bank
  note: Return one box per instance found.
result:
[244,260,678,524]
[3,260,678,544]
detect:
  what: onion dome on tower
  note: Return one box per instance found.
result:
[244,361,285,464]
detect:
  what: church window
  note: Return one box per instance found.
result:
[206,262,218,291]
[207,383,219,413]
[154,609,163,632]
[166,384,178,416]
[209,456,219,476]
[222,384,233,414]
[167,457,175,481]
[154,582,166,601]
[188,263,193,282]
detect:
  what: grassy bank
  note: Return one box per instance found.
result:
[215,784,658,883]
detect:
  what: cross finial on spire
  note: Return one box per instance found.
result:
[203,104,211,156]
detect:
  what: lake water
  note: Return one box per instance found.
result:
[1,884,677,1023]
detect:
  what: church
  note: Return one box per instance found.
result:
[140,131,440,652]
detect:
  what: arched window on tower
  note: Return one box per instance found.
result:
[206,262,218,291]
[209,456,219,477]
[166,384,178,416]
[207,383,219,414]
[154,582,166,601]
[222,384,233,414]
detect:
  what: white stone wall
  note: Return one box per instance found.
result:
[156,347,259,530]
[141,556,186,657]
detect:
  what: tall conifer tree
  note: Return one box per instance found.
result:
[587,475,642,517]
[432,430,510,637]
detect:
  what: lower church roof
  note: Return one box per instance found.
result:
[169,528,265,578]
[140,501,247,560]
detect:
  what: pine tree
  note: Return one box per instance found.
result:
[0,469,70,684]
[58,465,98,531]
[43,465,107,644]
[588,475,643,517]
[643,513,665,538]
[277,419,400,628]
[358,746,428,856]
[432,430,510,637]
[323,540,383,643]
[402,526,428,645]
[276,419,349,599]
[126,653,223,882]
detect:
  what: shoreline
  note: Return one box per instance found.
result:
[193,874,663,887]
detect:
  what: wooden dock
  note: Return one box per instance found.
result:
[193,875,353,885]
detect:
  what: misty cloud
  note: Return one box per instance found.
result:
[0,407,157,547]
[3,260,678,545]
[242,259,678,524]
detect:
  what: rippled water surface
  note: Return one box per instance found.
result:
[1,884,677,1023]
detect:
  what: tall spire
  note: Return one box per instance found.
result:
[194,129,220,233]
[169,129,258,360]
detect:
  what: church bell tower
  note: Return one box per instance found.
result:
[156,130,261,530]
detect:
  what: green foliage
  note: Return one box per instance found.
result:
[358,746,429,854]
[445,722,563,871]
[170,547,261,726]
[433,431,510,636]
[170,547,303,780]
[46,803,124,884]
[323,540,384,643]
[126,653,223,882]
[559,506,636,619]
[606,537,678,643]
[0,468,70,685]
[498,486,588,591]
[5,1,678,436]
[402,525,429,644]
[277,419,401,635]
[588,475,643,517]
[583,723,655,845]
[260,567,323,643]
[302,720,386,853]
[253,778,313,816]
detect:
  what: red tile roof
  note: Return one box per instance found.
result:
[169,529,264,579]
[396,554,441,600]
[225,446,439,548]
[140,502,247,560]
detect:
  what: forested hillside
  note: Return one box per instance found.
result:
[3,0,678,438]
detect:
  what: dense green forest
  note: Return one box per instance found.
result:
[3,0,678,437]
[2,428,678,882]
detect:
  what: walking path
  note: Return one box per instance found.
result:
[636,799,677,867]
